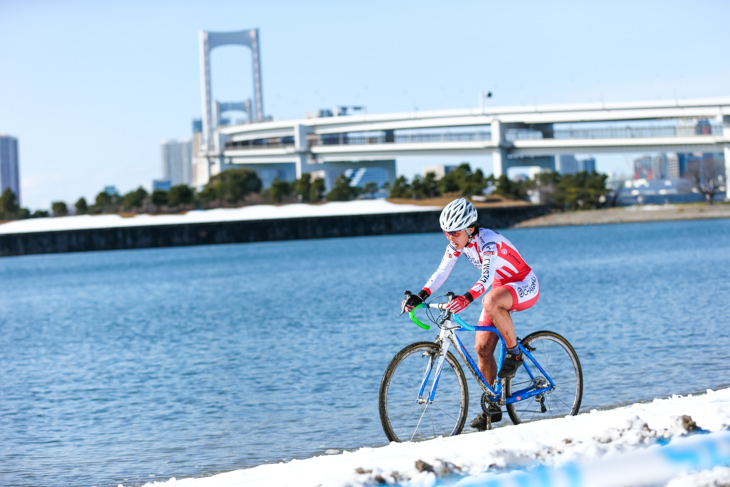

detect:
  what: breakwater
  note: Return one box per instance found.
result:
[0,205,549,257]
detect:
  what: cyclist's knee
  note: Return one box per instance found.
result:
[481,293,501,316]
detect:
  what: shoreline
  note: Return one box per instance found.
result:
[513,203,730,228]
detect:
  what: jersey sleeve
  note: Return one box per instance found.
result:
[466,240,497,301]
[423,245,459,295]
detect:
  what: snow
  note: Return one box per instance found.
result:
[141,388,730,487]
[0,201,441,235]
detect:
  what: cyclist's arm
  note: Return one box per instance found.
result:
[422,244,459,296]
[463,241,497,303]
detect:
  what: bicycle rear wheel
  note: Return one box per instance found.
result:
[506,331,582,425]
[379,341,468,442]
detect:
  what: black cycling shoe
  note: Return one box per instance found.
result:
[498,348,523,379]
[469,405,503,431]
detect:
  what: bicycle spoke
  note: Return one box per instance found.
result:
[379,343,468,442]
[506,332,582,426]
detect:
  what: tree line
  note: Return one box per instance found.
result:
[0,163,623,222]
[0,168,384,221]
[386,163,613,211]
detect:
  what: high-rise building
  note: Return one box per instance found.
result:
[161,139,192,186]
[0,135,20,204]
[580,157,596,173]
[634,156,657,179]
[191,119,210,188]
[667,153,681,179]
[556,155,579,175]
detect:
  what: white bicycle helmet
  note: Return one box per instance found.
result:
[439,198,478,232]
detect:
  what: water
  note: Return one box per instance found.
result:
[1,219,729,486]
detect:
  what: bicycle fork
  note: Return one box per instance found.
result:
[416,330,454,404]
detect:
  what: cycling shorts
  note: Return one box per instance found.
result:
[478,271,539,326]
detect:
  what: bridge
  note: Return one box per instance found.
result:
[199,96,730,189]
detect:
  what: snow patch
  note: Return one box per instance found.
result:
[0,200,441,235]
[140,388,730,487]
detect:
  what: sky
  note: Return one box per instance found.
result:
[1,0,729,211]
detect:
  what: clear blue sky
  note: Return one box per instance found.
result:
[1,0,728,210]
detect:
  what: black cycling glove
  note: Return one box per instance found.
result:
[402,289,430,312]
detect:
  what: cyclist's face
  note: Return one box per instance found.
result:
[444,229,469,250]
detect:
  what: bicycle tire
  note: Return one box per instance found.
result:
[506,331,583,425]
[379,341,469,442]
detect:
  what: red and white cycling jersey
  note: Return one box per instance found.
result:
[423,227,539,310]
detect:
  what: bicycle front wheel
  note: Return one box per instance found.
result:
[379,341,468,442]
[506,331,583,425]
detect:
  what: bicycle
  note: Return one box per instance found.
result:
[378,291,583,442]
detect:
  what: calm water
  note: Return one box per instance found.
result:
[1,219,729,486]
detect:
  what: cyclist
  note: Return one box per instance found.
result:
[401,198,540,431]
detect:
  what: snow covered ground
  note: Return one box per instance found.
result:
[142,388,730,487]
[0,201,440,235]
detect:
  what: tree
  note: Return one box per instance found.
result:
[123,187,148,211]
[687,158,724,204]
[436,163,488,197]
[325,174,360,201]
[493,174,528,201]
[388,176,411,198]
[270,178,293,203]
[51,201,68,217]
[309,177,325,202]
[91,191,113,214]
[206,168,262,205]
[168,185,194,207]
[31,209,49,218]
[294,173,312,202]
[527,171,561,208]
[0,188,20,220]
[527,170,610,210]
[151,189,168,207]
[363,182,379,198]
[75,197,88,215]
[558,171,609,210]
[197,185,218,206]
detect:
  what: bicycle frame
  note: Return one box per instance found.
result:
[411,303,555,407]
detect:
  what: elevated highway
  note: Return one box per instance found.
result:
[200,97,730,186]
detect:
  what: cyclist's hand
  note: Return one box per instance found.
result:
[447,294,472,314]
[402,289,429,313]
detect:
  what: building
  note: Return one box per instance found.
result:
[633,154,669,180]
[161,139,193,186]
[556,155,579,175]
[422,165,457,179]
[191,119,209,188]
[344,167,389,189]
[152,180,172,191]
[0,135,20,204]
[555,155,596,175]
[635,152,725,181]
[581,157,596,173]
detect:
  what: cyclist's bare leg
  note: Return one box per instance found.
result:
[482,287,517,349]
[475,331,498,386]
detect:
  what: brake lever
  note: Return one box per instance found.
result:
[398,291,412,317]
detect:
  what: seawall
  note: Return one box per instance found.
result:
[0,205,550,257]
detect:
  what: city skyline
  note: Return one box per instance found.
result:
[1,0,729,210]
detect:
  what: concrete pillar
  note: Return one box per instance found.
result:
[294,124,313,178]
[491,120,508,178]
[492,148,508,178]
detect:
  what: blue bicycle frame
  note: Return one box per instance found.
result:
[411,304,555,407]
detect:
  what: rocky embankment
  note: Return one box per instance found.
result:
[514,203,730,228]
